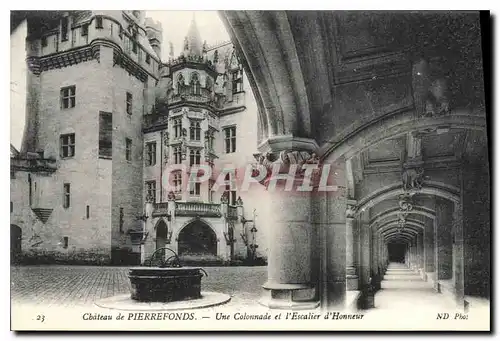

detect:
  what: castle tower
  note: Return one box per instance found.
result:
[18,10,161,264]
[145,17,163,59]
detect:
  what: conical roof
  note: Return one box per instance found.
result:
[185,13,203,57]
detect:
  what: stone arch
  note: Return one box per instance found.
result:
[321,110,486,162]
[176,218,218,257]
[189,72,201,95]
[377,223,422,237]
[220,11,312,141]
[356,181,460,213]
[383,231,415,242]
[176,73,185,94]
[370,206,435,226]
[154,218,168,247]
[11,224,22,264]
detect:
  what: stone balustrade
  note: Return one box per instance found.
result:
[153,201,222,217]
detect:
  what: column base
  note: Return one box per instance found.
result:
[259,282,319,310]
[346,275,359,291]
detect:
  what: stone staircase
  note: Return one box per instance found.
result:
[381,262,432,289]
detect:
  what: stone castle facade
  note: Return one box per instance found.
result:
[10,10,266,265]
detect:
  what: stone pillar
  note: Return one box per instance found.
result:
[141,201,155,264]
[433,217,440,291]
[346,203,359,290]
[359,220,372,308]
[453,201,465,309]
[462,160,490,299]
[256,148,319,310]
[436,198,453,281]
[417,232,424,275]
[371,230,380,290]
[21,35,42,154]
[424,222,435,281]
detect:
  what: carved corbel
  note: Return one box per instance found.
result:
[346,203,357,219]
[402,166,424,192]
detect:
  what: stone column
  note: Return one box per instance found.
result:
[417,232,424,275]
[433,217,440,291]
[424,222,435,282]
[453,200,465,309]
[359,220,373,308]
[371,230,380,290]
[22,34,42,154]
[346,203,359,290]
[255,148,319,310]
[436,198,453,281]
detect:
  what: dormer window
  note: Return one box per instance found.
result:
[61,17,69,42]
[95,16,103,29]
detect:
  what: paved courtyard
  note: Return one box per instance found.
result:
[10,265,267,308]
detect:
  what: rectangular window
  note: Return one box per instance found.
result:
[173,172,182,193]
[119,207,124,233]
[61,17,69,42]
[60,86,76,109]
[189,120,201,141]
[145,142,157,166]
[132,41,138,54]
[209,179,215,202]
[95,16,103,29]
[41,36,47,47]
[86,205,90,219]
[63,183,71,208]
[173,118,182,138]
[126,92,133,115]
[81,24,89,36]
[138,48,143,62]
[60,133,75,158]
[232,70,243,94]
[189,149,201,166]
[145,181,156,203]
[174,146,182,164]
[63,236,69,249]
[223,126,236,153]
[189,180,201,196]
[146,54,151,65]
[125,138,132,161]
[99,112,112,159]
[207,131,215,151]
[10,201,13,213]
[225,174,237,206]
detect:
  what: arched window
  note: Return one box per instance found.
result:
[177,74,185,95]
[190,73,201,95]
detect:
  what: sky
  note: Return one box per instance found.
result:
[9,11,229,150]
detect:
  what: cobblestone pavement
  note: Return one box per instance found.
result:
[10,265,267,308]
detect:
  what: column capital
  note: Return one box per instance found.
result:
[252,144,321,188]
[257,135,319,155]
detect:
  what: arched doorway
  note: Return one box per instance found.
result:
[178,220,217,257]
[154,220,168,261]
[11,224,22,264]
